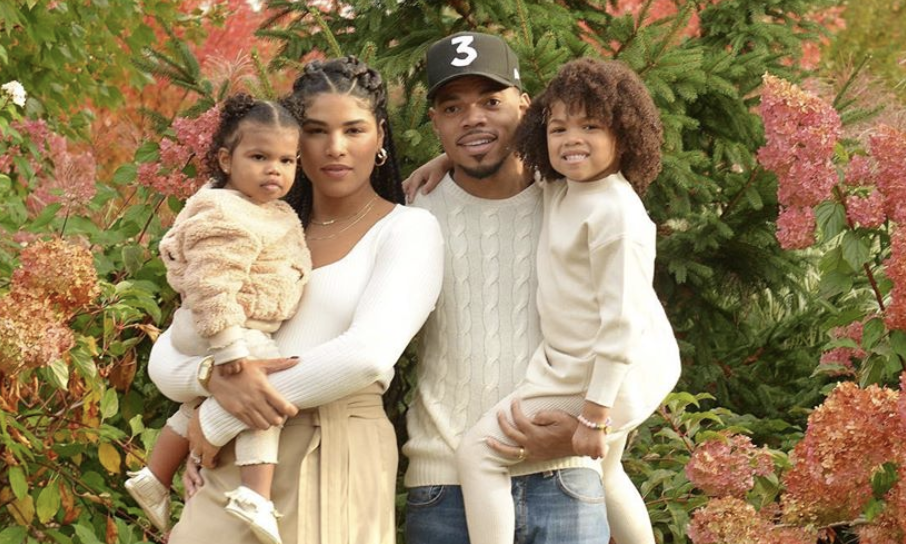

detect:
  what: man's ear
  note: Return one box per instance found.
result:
[518,92,531,114]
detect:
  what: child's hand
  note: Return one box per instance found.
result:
[571,425,608,460]
[219,358,245,376]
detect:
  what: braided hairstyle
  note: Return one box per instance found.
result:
[204,93,301,188]
[515,58,663,195]
[281,56,403,225]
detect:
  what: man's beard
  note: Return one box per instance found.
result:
[460,155,507,180]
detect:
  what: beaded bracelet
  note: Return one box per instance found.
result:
[577,414,612,433]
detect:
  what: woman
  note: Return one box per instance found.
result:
[147,56,444,544]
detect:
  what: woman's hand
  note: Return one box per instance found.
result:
[207,357,300,430]
[486,399,579,461]
[402,153,452,202]
[187,409,221,470]
[183,454,205,499]
[218,358,244,376]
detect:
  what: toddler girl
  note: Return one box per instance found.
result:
[455,58,681,544]
[126,94,311,544]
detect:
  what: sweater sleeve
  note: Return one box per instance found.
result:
[199,210,445,446]
[147,328,210,403]
[176,205,262,363]
[584,233,655,408]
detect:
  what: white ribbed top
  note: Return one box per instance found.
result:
[149,205,445,447]
[404,175,599,487]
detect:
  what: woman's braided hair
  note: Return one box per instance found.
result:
[281,56,403,225]
[204,93,300,188]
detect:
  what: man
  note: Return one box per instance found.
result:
[402,32,610,544]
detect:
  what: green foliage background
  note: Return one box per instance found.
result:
[2,0,905,542]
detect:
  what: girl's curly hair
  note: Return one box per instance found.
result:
[515,58,663,195]
[280,56,404,226]
[203,93,300,188]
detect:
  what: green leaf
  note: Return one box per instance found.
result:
[73,523,104,544]
[112,164,137,186]
[0,527,28,544]
[128,414,145,438]
[863,497,886,522]
[9,466,27,501]
[889,330,906,359]
[870,462,898,497]
[27,203,62,231]
[861,317,885,350]
[100,388,119,421]
[815,200,846,240]
[134,141,160,164]
[122,244,145,276]
[36,484,61,524]
[47,359,69,390]
[841,231,870,269]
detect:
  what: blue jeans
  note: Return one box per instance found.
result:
[405,468,609,544]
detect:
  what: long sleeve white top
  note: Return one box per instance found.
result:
[522,173,681,430]
[149,205,445,447]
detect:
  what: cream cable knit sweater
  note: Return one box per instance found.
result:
[403,174,599,487]
[159,187,311,364]
[149,205,445,447]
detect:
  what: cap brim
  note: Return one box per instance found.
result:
[427,72,521,99]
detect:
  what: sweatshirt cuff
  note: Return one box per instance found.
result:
[586,358,631,407]
[208,325,245,350]
[210,338,250,365]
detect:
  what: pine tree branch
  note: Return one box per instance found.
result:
[722,168,760,219]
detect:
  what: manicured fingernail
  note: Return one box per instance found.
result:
[290,356,299,359]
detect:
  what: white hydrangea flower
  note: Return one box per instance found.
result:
[1,81,27,107]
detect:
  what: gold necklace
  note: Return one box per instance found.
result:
[307,195,379,241]
[310,194,379,226]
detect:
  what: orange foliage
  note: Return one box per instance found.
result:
[90,0,289,179]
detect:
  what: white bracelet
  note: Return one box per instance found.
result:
[577,414,612,432]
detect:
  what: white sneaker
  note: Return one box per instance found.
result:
[125,467,170,532]
[224,486,283,544]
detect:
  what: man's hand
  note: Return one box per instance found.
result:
[486,399,579,461]
[402,154,451,202]
[207,357,299,430]
[187,409,221,470]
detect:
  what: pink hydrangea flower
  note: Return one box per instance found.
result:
[775,206,816,249]
[686,434,774,498]
[136,105,221,199]
[758,75,842,249]
[885,230,906,331]
[845,190,886,228]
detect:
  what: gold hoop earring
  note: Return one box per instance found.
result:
[375,147,388,166]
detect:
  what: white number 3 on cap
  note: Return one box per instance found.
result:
[450,35,478,67]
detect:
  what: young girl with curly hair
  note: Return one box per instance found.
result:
[454,58,681,544]
[126,93,310,544]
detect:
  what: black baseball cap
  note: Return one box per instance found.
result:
[426,32,522,99]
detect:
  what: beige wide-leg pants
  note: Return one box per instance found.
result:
[168,384,398,544]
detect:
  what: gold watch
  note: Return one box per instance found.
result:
[196,355,215,390]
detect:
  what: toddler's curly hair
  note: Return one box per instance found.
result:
[515,58,663,194]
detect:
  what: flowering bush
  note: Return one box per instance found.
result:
[135,106,221,199]
[677,71,906,544]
